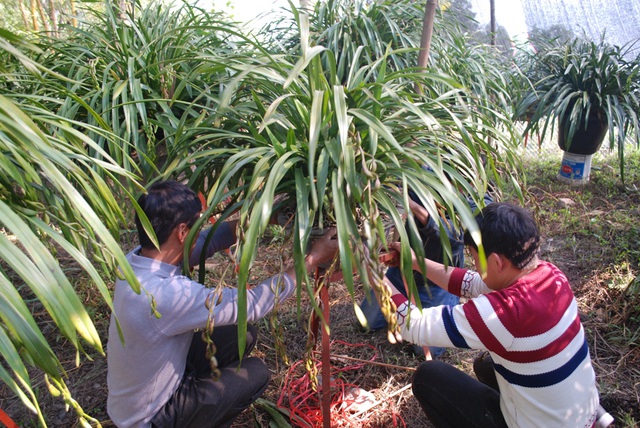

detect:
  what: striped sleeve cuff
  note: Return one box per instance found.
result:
[391,293,408,308]
[447,267,468,296]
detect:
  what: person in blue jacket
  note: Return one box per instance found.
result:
[359,189,492,358]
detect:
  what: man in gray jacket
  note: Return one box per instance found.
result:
[107,180,338,428]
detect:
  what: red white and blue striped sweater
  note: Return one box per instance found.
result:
[392,261,599,427]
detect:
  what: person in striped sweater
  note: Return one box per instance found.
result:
[386,202,600,427]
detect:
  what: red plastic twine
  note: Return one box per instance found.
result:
[0,408,19,428]
[276,260,407,426]
[277,340,406,427]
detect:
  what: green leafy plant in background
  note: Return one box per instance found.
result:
[514,36,640,181]
[16,0,248,182]
[428,17,518,135]
[0,54,144,427]
[259,0,424,84]
[0,2,244,423]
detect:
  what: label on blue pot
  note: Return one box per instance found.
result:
[559,152,592,181]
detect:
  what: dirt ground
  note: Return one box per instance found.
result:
[1,157,639,427]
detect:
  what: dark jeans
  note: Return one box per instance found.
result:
[412,358,507,428]
[151,324,270,428]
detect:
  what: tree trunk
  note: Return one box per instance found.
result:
[415,0,438,93]
[48,0,58,37]
[299,0,312,12]
[36,0,50,32]
[30,0,39,31]
[18,0,30,29]
[489,0,496,46]
[417,0,438,70]
[70,0,78,27]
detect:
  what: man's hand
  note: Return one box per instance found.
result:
[408,199,430,225]
[388,242,420,271]
[379,249,400,266]
[305,228,339,271]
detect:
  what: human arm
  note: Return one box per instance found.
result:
[383,246,490,351]
[188,220,239,267]
[390,291,490,351]
[388,241,458,293]
[407,196,464,269]
[408,197,441,246]
[409,197,430,226]
[203,228,339,325]
[388,242,490,298]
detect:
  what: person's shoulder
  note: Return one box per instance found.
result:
[521,260,573,295]
[535,260,567,278]
[168,273,206,289]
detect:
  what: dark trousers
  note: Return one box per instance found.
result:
[151,324,270,428]
[412,356,508,428]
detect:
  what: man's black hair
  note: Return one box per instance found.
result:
[463,202,540,269]
[135,180,202,249]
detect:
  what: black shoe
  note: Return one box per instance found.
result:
[412,344,426,358]
[473,351,499,391]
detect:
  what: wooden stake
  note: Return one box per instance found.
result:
[320,282,331,428]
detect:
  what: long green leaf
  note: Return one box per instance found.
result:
[0,201,100,350]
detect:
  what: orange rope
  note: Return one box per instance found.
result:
[0,408,19,428]
[277,340,406,428]
[283,267,407,426]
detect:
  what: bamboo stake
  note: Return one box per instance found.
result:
[320,281,331,428]
[70,0,78,28]
[415,0,438,93]
[36,0,50,33]
[48,0,58,37]
[18,0,30,29]
[30,0,39,31]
